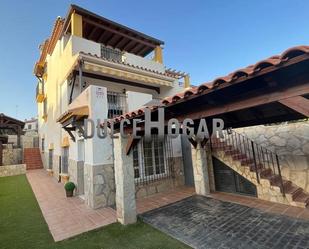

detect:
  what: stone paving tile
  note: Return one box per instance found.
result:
[141,195,309,249]
[136,186,195,214]
[210,192,309,220]
[26,169,116,242]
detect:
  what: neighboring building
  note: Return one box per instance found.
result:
[0,113,24,166]
[34,5,190,209]
[24,117,38,133]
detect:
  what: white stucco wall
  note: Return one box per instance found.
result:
[123,52,165,74]
[71,35,101,57]
[127,91,152,111]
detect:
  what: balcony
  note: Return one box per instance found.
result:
[36,81,45,103]
[70,36,166,74]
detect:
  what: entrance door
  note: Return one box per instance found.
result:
[213,157,257,197]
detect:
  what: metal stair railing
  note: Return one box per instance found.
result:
[210,129,285,196]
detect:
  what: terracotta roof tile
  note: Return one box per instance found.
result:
[110,45,309,123]
[80,52,178,78]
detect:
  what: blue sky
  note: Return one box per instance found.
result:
[1,0,309,120]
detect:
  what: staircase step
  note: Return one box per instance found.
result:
[232,154,247,160]
[240,158,254,166]
[23,148,43,170]
[224,149,240,156]
[212,145,233,151]
[260,168,272,178]
[293,192,309,206]
[249,163,264,172]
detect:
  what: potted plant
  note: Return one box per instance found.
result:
[64,182,75,197]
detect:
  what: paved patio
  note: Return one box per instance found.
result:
[26,170,116,242]
[136,186,195,214]
[142,195,309,249]
[26,169,195,241]
[210,192,309,220]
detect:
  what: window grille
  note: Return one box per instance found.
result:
[100,44,122,63]
[61,147,69,174]
[107,91,128,118]
[133,135,174,186]
[43,98,47,117]
[41,138,45,152]
[48,149,53,170]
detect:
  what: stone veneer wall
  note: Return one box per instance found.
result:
[0,164,26,177]
[235,120,309,192]
[135,156,185,199]
[22,135,39,149]
[68,159,84,195]
[2,147,22,165]
[84,163,116,209]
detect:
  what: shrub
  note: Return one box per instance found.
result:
[64,182,75,192]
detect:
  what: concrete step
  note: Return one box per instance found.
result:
[23,148,43,170]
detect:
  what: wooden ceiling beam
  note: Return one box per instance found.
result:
[83,18,156,49]
[109,35,123,47]
[114,36,126,48]
[137,46,150,56]
[97,30,106,43]
[88,26,99,40]
[131,43,144,54]
[123,40,136,51]
[278,96,309,117]
[174,83,309,123]
[101,33,115,45]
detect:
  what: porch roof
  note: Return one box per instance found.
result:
[110,45,309,130]
[63,5,164,57]
[57,106,89,125]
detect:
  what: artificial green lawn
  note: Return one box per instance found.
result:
[0,175,190,249]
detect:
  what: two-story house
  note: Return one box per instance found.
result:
[34,5,191,210]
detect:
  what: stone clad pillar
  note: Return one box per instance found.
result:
[113,135,137,225]
[191,142,211,195]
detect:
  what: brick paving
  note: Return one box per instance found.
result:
[136,186,195,214]
[26,169,116,242]
[141,195,309,249]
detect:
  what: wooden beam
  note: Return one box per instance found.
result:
[123,40,136,51]
[176,83,309,122]
[188,137,197,148]
[110,35,123,47]
[83,18,156,49]
[115,37,126,48]
[137,46,151,56]
[97,30,106,43]
[168,54,309,107]
[279,96,309,117]
[88,26,98,40]
[101,33,115,45]
[131,43,144,54]
[125,136,140,155]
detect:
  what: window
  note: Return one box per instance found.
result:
[41,138,45,152]
[133,136,173,184]
[48,149,53,169]
[28,124,31,130]
[61,147,69,174]
[107,91,127,118]
[43,97,48,120]
[101,44,122,62]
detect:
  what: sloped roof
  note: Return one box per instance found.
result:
[109,45,309,124]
